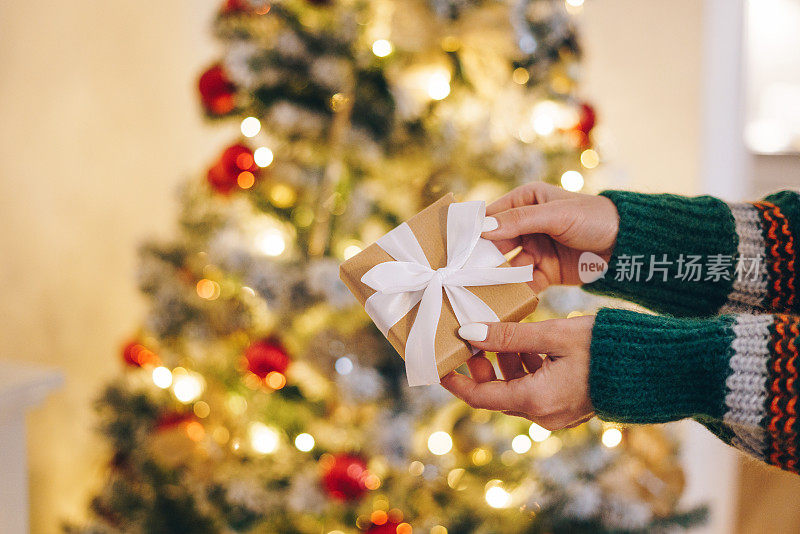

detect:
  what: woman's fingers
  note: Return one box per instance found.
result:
[520,353,544,374]
[458,319,568,355]
[466,352,496,382]
[496,352,526,380]
[440,371,534,413]
[486,182,573,216]
[482,202,572,243]
[491,236,521,255]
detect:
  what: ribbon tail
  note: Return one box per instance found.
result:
[404,277,443,386]
[445,286,501,356]
[463,238,507,268]
[445,286,501,326]
[364,290,424,336]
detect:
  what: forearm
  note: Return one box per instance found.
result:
[590,308,800,473]
[584,190,800,317]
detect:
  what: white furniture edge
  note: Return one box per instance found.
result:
[0,360,64,534]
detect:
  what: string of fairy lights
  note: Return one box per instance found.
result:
[217,3,601,268]
[139,346,624,521]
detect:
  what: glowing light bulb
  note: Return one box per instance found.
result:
[427,431,453,455]
[249,422,280,454]
[512,67,530,85]
[237,171,255,189]
[566,0,584,6]
[152,366,172,389]
[255,228,286,256]
[408,460,425,476]
[580,149,600,169]
[295,433,315,452]
[335,356,354,375]
[485,485,511,508]
[371,510,388,525]
[265,371,286,390]
[511,434,532,453]
[343,244,362,260]
[193,401,211,418]
[172,373,203,403]
[560,170,584,192]
[427,71,451,101]
[253,146,273,167]
[269,184,296,208]
[372,39,393,57]
[531,101,559,136]
[196,279,220,300]
[240,116,261,137]
[471,447,491,465]
[602,427,623,448]
[528,422,551,442]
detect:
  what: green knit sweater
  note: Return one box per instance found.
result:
[585,190,800,473]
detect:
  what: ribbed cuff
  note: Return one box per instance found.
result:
[589,308,735,424]
[762,191,800,314]
[584,191,738,317]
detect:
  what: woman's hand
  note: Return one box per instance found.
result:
[440,316,595,430]
[483,182,619,293]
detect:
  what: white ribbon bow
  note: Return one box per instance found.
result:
[360,201,533,386]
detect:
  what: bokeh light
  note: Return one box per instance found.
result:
[255,228,286,256]
[172,371,204,404]
[427,71,451,100]
[427,431,453,455]
[485,484,511,508]
[151,366,172,389]
[560,170,584,192]
[254,146,273,167]
[602,427,623,448]
[294,432,315,452]
[511,434,532,453]
[240,116,261,137]
[528,422,551,442]
[372,39,393,57]
[249,422,280,454]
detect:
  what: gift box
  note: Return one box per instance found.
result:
[339,194,539,386]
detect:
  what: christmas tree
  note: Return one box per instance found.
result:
[74,1,705,532]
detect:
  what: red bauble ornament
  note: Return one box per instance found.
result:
[576,102,596,135]
[154,411,196,431]
[206,143,259,194]
[222,0,248,12]
[198,64,236,115]
[122,340,158,367]
[244,338,290,379]
[364,523,403,534]
[221,0,271,13]
[321,454,370,501]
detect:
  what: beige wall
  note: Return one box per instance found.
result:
[0,1,714,533]
[581,0,705,195]
[0,2,223,531]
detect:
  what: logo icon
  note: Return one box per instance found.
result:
[578,252,608,284]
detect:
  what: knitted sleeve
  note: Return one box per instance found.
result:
[590,307,800,473]
[583,190,800,317]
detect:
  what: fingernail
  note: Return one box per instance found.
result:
[482,216,498,232]
[458,323,488,341]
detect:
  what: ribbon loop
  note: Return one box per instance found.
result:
[361,201,533,386]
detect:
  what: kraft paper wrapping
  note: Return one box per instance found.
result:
[339,194,539,379]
